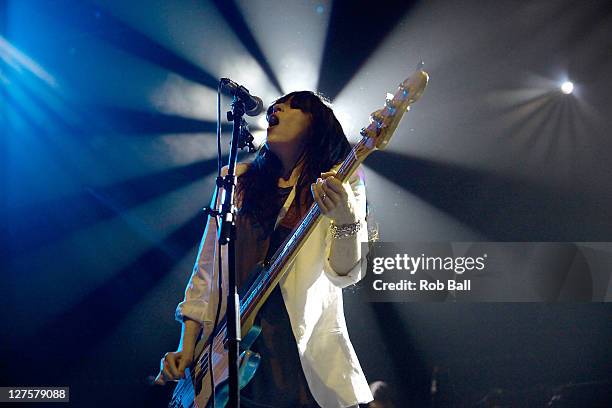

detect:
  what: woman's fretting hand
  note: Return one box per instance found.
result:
[311,171,358,225]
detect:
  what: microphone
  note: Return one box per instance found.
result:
[219,78,264,116]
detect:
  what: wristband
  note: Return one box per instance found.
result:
[330,219,361,239]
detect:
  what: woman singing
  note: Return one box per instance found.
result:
[155,91,373,408]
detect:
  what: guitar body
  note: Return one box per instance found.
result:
[169,323,262,408]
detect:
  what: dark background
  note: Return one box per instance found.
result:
[2,0,611,406]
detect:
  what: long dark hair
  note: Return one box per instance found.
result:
[237,91,352,235]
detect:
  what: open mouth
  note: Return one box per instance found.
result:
[268,114,279,127]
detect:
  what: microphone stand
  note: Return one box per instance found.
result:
[217,96,255,408]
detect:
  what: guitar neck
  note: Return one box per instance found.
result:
[239,138,369,326]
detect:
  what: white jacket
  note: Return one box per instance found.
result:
[175,165,373,408]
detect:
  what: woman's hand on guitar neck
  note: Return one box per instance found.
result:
[311,171,358,225]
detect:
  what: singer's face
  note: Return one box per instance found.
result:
[265,99,311,157]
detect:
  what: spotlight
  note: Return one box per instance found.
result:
[560,81,574,95]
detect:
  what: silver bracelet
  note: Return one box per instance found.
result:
[330,219,361,239]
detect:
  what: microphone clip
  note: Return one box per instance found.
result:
[226,112,256,153]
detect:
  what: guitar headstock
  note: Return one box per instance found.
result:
[359,64,429,152]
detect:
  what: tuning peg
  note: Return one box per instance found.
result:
[385,93,396,111]
[360,126,379,137]
[385,100,396,114]
[370,110,382,123]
